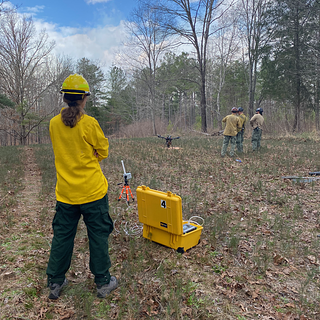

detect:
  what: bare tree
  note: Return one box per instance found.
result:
[124,0,175,135]
[0,12,55,145]
[208,6,240,129]
[238,0,271,117]
[314,27,320,130]
[0,0,16,15]
[154,0,233,132]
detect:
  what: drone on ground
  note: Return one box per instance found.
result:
[157,135,180,148]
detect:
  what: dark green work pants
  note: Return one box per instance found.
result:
[46,194,113,286]
[236,130,244,153]
[221,135,236,157]
[252,127,262,151]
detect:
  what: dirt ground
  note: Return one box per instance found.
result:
[1,142,320,320]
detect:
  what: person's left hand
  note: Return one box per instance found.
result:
[94,150,99,158]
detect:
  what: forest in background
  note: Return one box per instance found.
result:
[0,0,320,146]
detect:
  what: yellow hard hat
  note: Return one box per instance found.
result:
[60,74,91,96]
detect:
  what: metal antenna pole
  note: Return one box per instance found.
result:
[121,160,126,175]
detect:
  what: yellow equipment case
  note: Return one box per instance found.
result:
[136,185,203,253]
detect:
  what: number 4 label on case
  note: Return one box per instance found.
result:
[161,200,166,208]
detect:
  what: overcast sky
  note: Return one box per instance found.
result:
[11,0,139,70]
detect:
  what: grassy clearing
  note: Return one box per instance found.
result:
[0,135,319,319]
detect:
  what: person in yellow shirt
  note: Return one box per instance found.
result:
[221,107,241,157]
[250,107,264,151]
[236,107,247,153]
[46,74,117,299]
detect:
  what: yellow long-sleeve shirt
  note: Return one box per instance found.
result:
[237,114,247,132]
[222,114,241,136]
[49,110,109,205]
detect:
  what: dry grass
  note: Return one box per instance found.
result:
[0,135,319,320]
[116,118,172,138]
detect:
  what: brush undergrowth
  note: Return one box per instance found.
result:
[0,136,319,319]
[0,146,24,228]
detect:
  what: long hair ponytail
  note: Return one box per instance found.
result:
[61,93,85,128]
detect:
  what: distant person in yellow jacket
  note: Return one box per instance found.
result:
[236,107,247,153]
[221,107,241,157]
[46,74,118,300]
[250,107,264,151]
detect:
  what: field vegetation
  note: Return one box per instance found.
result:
[0,134,319,319]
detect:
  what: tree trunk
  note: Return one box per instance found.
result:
[248,63,254,117]
[292,7,302,133]
[315,103,320,130]
[20,124,26,145]
[200,74,207,133]
[316,52,320,130]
